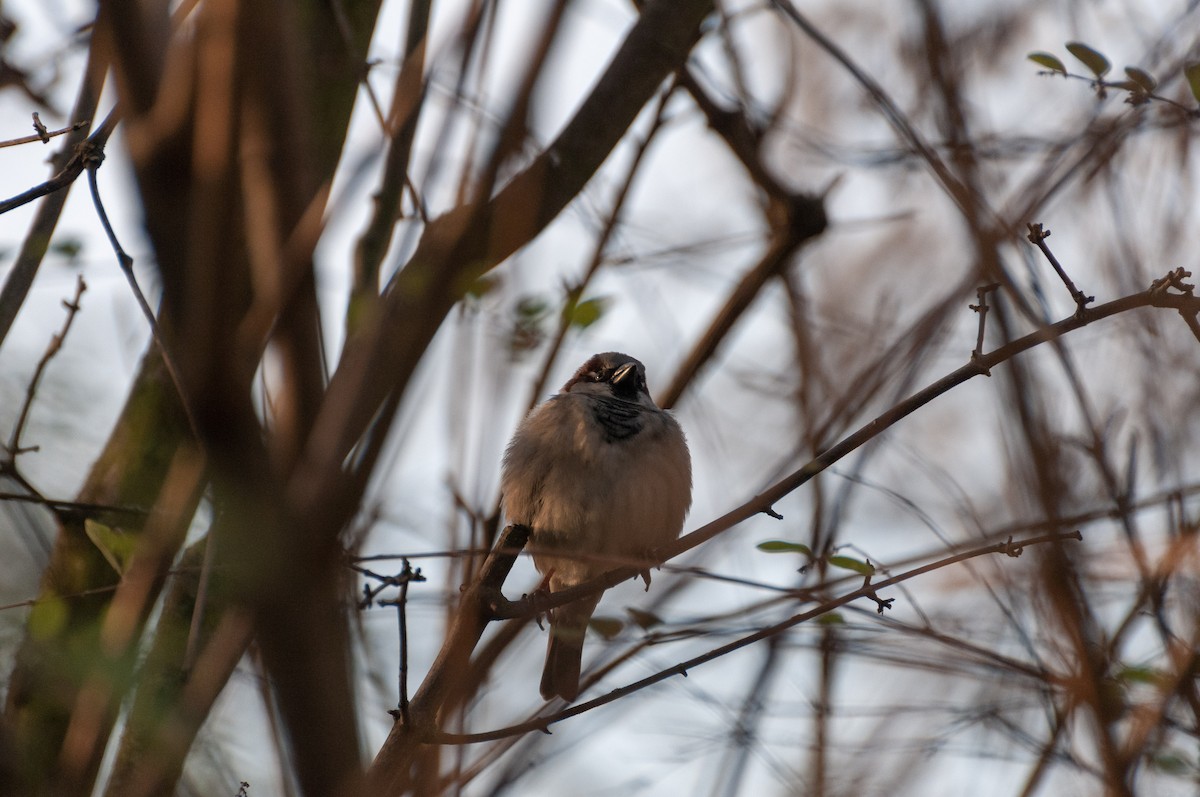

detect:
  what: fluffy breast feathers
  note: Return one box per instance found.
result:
[501,391,691,587]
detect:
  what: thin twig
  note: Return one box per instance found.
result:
[1032,68,1200,115]
[369,278,1197,779]
[5,275,87,461]
[0,491,147,520]
[1026,223,1095,314]
[379,559,426,725]
[0,40,106,350]
[433,529,1084,744]
[0,116,90,149]
[0,583,120,613]
[970,283,1000,366]
[0,109,118,216]
[86,158,201,442]
[489,280,1200,623]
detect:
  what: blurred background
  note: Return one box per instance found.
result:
[0,1,1198,795]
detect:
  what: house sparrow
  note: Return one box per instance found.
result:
[501,352,692,701]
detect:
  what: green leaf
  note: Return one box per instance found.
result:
[1149,751,1191,775]
[589,616,623,639]
[625,607,662,630]
[1027,52,1066,75]
[28,595,68,641]
[828,555,875,576]
[756,540,812,556]
[1116,665,1161,685]
[85,519,137,575]
[1124,66,1157,92]
[817,612,846,626]
[562,296,608,329]
[465,273,499,299]
[51,236,84,261]
[1065,42,1111,77]
[509,295,550,352]
[1185,62,1200,104]
[515,295,549,320]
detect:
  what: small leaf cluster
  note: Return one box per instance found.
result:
[504,288,609,354]
[588,606,665,641]
[1028,41,1200,111]
[756,539,875,576]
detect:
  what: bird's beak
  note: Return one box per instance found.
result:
[611,362,637,386]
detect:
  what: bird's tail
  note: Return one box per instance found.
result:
[540,593,602,702]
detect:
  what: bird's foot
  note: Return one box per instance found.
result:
[526,569,555,630]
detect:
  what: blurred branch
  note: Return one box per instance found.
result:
[106,540,255,797]
[2,1,387,794]
[771,0,969,216]
[659,65,828,409]
[660,197,824,409]
[711,634,785,797]
[292,0,718,538]
[524,83,675,415]
[350,0,430,308]
[59,448,206,792]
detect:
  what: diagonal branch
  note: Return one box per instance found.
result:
[368,275,1196,782]
[436,530,1083,744]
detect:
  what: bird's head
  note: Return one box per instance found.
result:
[561,352,653,405]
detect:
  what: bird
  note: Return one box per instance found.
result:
[501,352,692,701]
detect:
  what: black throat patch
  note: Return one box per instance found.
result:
[589,396,645,442]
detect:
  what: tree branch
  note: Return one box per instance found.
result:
[435,530,1083,744]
